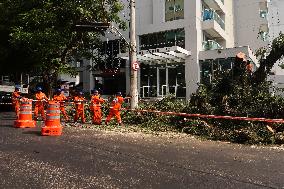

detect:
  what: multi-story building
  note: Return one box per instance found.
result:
[266,0,284,94]
[77,0,270,99]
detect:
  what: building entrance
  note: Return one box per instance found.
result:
[140,63,186,98]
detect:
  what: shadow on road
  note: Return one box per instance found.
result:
[22,130,42,136]
[0,117,16,120]
[0,125,14,128]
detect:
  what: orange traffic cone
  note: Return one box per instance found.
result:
[41,101,62,136]
[14,98,36,128]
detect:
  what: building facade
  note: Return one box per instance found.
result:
[77,0,270,99]
[266,0,284,94]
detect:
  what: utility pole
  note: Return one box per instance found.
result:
[130,0,138,109]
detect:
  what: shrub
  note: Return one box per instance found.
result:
[122,70,284,144]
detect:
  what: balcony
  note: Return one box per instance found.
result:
[202,40,223,51]
[203,0,226,14]
[202,9,227,40]
[203,9,225,30]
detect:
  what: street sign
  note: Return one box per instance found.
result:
[132,61,140,71]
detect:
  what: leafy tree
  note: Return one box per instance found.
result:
[253,32,284,84]
[0,0,39,75]
[0,0,126,95]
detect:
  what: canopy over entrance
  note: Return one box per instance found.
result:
[117,46,190,98]
[118,46,191,63]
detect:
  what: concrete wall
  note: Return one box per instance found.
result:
[136,1,185,36]
[233,0,269,52]
[268,0,284,75]
[199,46,258,64]
[185,0,201,99]
[268,75,284,96]
[137,0,153,26]
[223,0,235,48]
[268,0,284,40]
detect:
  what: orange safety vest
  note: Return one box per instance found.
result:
[110,96,124,111]
[53,93,67,106]
[246,63,253,73]
[35,92,48,106]
[91,95,104,108]
[74,96,85,110]
[12,91,21,105]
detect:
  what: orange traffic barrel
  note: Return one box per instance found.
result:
[41,101,62,136]
[14,98,36,128]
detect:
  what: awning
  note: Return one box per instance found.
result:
[118,46,191,64]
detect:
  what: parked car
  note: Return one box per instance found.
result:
[0,91,13,111]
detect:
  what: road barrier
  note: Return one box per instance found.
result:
[122,108,284,124]
[8,98,284,125]
[14,99,36,128]
[41,101,62,136]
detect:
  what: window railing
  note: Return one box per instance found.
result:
[202,40,223,50]
[259,10,268,19]
[202,9,225,30]
[259,31,269,41]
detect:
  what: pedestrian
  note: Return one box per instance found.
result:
[105,92,131,126]
[52,88,69,122]
[90,89,105,125]
[34,87,49,121]
[73,91,86,123]
[12,86,21,118]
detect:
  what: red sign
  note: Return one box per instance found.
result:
[132,61,140,71]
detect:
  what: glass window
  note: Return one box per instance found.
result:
[176,64,186,97]
[140,35,148,50]
[151,33,159,49]
[176,29,185,48]
[156,32,166,48]
[103,75,126,95]
[165,30,176,47]
[140,64,157,97]
[140,63,185,98]
[139,28,185,50]
[165,0,184,22]
[200,58,236,86]
[175,0,184,20]
[200,60,212,85]
[259,31,269,41]
[96,39,126,70]
[259,10,267,19]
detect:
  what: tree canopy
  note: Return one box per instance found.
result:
[0,0,126,76]
[253,32,284,84]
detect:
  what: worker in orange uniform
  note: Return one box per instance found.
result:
[74,91,86,123]
[246,60,253,75]
[105,92,131,126]
[12,86,21,118]
[34,87,49,121]
[90,90,105,125]
[52,88,69,122]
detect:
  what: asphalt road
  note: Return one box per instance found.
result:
[0,111,284,189]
